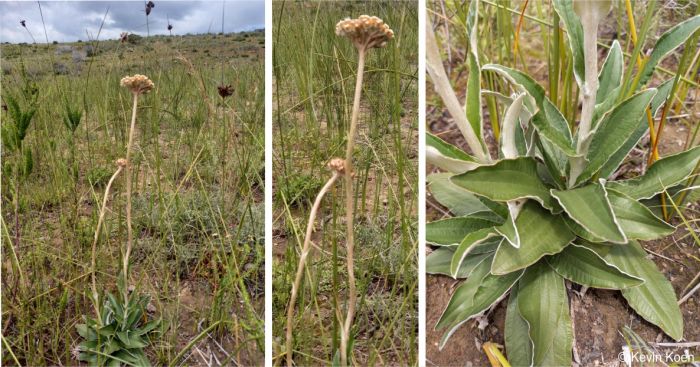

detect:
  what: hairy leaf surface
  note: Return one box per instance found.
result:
[517,262,573,367]
[492,202,575,274]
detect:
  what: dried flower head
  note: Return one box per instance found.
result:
[145,1,155,16]
[327,158,347,175]
[116,158,128,167]
[120,32,129,43]
[335,15,394,50]
[120,74,154,95]
[20,20,26,27]
[167,23,173,31]
[217,84,234,99]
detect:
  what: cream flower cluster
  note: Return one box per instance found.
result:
[335,15,394,49]
[327,158,347,174]
[120,74,154,95]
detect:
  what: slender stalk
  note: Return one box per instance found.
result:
[90,165,124,322]
[123,92,139,300]
[286,172,340,367]
[340,47,365,367]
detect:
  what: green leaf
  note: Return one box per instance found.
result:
[531,98,576,156]
[504,287,533,367]
[76,323,97,341]
[606,189,675,240]
[563,217,607,244]
[500,93,526,159]
[597,40,624,104]
[606,146,700,200]
[537,136,569,185]
[436,255,523,348]
[602,241,684,340]
[427,247,493,279]
[546,243,643,289]
[427,133,476,161]
[577,89,656,184]
[450,228,499,277]
[427,145,480,173]
[551,180,627,244]
[638,15,700,87]
[116,330,147,349]
[598,79,674,178]
[491,201,575,275]
[466,52,484,146]
[427,173,493,216]
[497,204,520,248]
[552,0,585,88]
[450,157,560,212]
[426,216,501,246]
[517,262,573,367]
[482,64,545,109]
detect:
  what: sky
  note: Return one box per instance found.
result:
[0,1,265,44]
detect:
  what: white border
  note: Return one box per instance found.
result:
[264,0,272,365]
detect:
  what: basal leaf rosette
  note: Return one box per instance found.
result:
[427,1,700,365]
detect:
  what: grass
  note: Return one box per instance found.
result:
[1,25,265,365]
[272,1,418,365]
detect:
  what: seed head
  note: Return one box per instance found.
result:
[20,20,26,27]
[335,15,394,50]
[120,74,154,95]
[327,158,347,175]
[167,24,173,31]
[217,84,234,99]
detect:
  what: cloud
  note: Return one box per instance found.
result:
[0,1,264,43]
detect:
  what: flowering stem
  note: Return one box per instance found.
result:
[90,165,123,323]
[286,171,340,367]
[123,92,139,301]
[340,46,366,367]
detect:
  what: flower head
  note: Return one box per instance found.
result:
[335,15,394,50]
[327,158,347,175]
[217,84,234,99]
[145,1,155,16]
[116,158,128,167]
[120,74,154,95]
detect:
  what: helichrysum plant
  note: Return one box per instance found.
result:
[284,15,394,367]
[426,1,700,365]
[336,15,393,367]
[76,74,159,366]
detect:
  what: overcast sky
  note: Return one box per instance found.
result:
[0,1,264,44]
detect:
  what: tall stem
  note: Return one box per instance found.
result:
[340,47,365,367]
[286,172,340,367]
[123,93,139,299]
[90,165,123,322]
